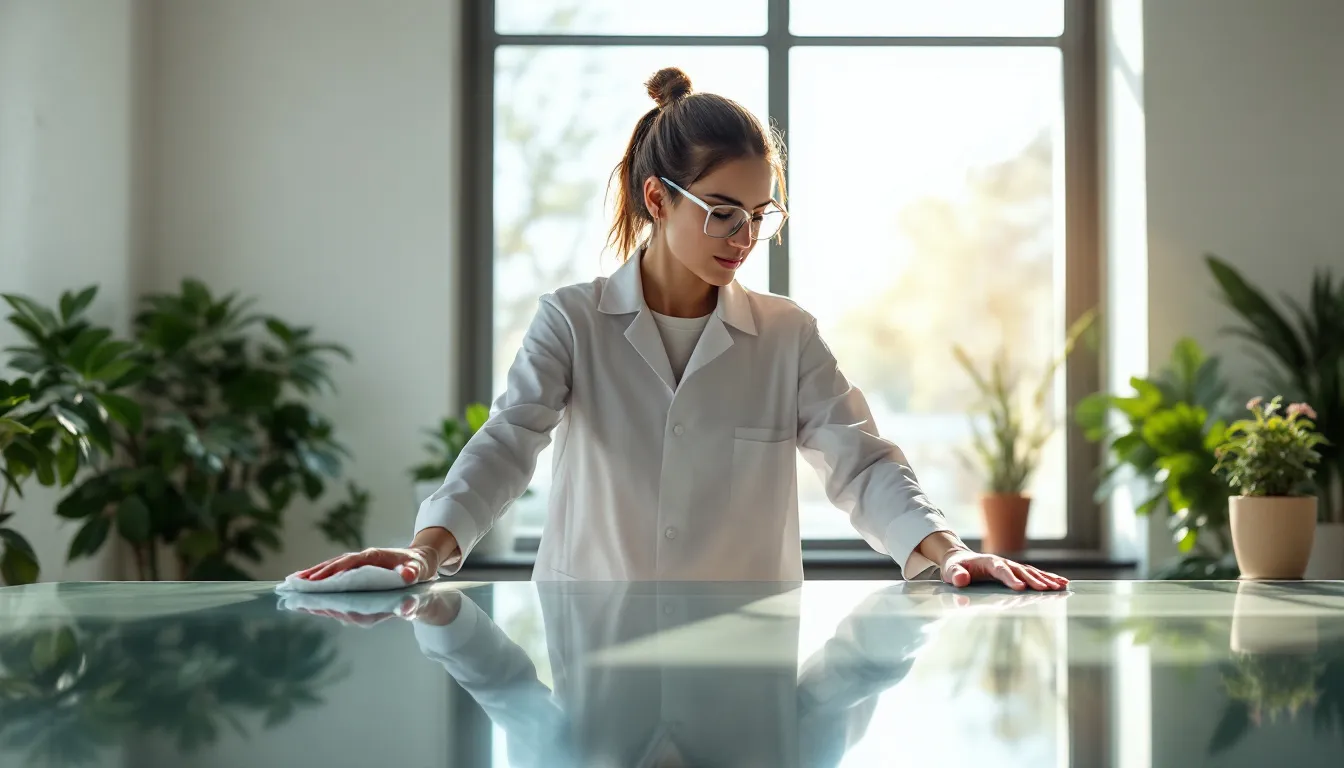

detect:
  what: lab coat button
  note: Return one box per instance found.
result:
[673,424,685,436]
[665,527,677,539]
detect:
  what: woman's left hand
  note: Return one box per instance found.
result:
[939,548,1068,591]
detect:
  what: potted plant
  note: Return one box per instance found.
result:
[1208,256,1344,577]
[1,288,146,585]
[410,403,526,557]
[52,280,368,580]
[954,309,1096,553]
[1077,338,1240,578]
[1213,396,1326,579]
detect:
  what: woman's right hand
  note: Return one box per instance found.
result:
[298,545,440,585]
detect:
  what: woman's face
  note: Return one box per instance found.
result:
[645,157,776,288]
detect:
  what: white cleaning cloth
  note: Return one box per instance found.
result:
[275,587,420,619]
[275,565,412,594]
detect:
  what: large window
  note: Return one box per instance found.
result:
[461,0,1100,549]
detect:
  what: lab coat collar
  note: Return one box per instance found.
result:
[598,249,758,336]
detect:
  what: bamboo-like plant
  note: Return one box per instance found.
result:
[954,309,1098,495]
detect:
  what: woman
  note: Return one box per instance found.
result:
[302,68,1066,592]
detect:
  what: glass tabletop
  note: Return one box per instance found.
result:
[2,580,1343,767]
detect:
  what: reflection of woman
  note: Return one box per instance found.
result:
[403,584,962,768]
[300,67,1065,592]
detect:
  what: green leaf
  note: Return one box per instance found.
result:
[5,351,45,374]
[3,294,60,334]
[67,327,113,373]
[1,467,25,499]
[69,398,114,454]
[0,536,40,585]
[115,496,151,543]
[181,278,212,311]
[34,453,56,486]
[465,403,490,433]
[0,416,34,436]
[92,358,140,385]
[84,340,136,379]
[1207,701,1250,755]
[60,286,98,322]
[264,318,295,344]
[1207,254,1307,372]
[6,314,49,346]
[0,527,38,561]
[1171,337,1204,387]
[177,529,220,562]
[56,441,79,485]
[68,515,111,560]
[96,392,143,432]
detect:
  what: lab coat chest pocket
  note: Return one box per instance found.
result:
[729,427,797,523]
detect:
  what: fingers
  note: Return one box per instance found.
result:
[942,563,972,588]
[298,555,345,579]
[992,560,1026,591]
[1013,564,1052,591]
[397,561,422,584]
[305,552,366,581]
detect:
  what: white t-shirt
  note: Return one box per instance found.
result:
[651,310,712,384]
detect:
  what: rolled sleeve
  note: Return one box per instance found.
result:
[883,510,954,579]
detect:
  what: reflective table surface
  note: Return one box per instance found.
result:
[2,580,1343,767]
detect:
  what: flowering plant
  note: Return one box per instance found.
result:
[1213,396,1327,497]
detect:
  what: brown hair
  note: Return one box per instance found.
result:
[606,67,787,260]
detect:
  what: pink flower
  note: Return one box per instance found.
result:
[1246,396,1264,411]
[1288,402,1317,420]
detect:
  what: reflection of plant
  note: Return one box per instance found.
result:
[0,609,344,765]
[2,288,146,585]
[953,309,1096,494]
[1078,339,1239,578]
[1226,653,1323,722]
[1208,255,1344,522]
[1209,652,1326,755]
[1214,396,1326,497]
[945,613,1061,743]
[55,280,367,580]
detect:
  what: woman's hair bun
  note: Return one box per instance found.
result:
[645,67,693,108]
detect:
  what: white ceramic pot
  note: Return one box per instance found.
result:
[1230,581,1319,654]
[413,480,516,558]
[1230,496,1317,580]
[1305,522,1344,580]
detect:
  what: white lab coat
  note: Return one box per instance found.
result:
[415,251,956,581]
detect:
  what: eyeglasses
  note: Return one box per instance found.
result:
[659,177,788,242]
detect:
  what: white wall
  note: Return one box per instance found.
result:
[0,0,148,582]
[142,0,462,577]
[1144,0,1344,383]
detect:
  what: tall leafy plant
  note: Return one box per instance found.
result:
[1207,255,1344,522]
[954,309,1097,494]
[57,280,368,580]
[1077,339,1239,578]
[1,289,145,585]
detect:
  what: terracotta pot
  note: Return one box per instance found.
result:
[1305,522,1344,580]
[1230,496,1317,580]
[980,493,1031,554]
